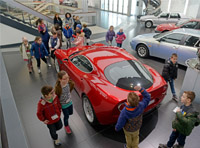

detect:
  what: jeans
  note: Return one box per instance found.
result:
[117,43,122,47]
[36,57,47,68]
[66,37,72,49]
[165,78,176,96]
[167,130,186,147]
[62,104,73,126]
[123,128,139,148]
[47,119,63,140]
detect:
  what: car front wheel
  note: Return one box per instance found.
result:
[145,21,153,28]
[82,95,98,125]
[55,57,60,73]
[136,44,149,58]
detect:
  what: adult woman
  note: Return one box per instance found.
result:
[54,13,63,30]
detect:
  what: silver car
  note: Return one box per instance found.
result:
[139,12,190,28]
[130,28,200,66]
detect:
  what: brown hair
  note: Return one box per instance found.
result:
[41,85,53,97]
[83,24,87,28]
[184,91,195,102]
[127,92,139,107]
[34,36,41,42]
[55,70,66,98]
[171,53,178,58]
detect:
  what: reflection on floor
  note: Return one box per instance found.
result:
[2,10,200,148]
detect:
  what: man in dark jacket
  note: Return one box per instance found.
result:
[115,86,151,148]
[162,53,178,101]
[159,91,200,148]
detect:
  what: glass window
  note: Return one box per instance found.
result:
[195,23,200,29]
[181,21,198,28]
[184,36,199,47]
[104,60,153,90]
[101,0,105,9]
[113,0,117,12]
[176,19,189,26]
[123,0,128,14]
[170,13,180,18]
[71,55,93,73]
[160,33,184,44]
[159,13,169,18]
[105,0,108,10]
[118,0,123,13]
[109,0,113,11]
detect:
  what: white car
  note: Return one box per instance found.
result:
[139,12,190,28]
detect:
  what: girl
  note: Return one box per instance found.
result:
[37,19,50,54]
[106,25,115,46]
[115,28,126,48]
[19,37,32,73]
[31,36,51,74]
[73,29,84,47]
[55,71,74,134]
[65,12,73,29]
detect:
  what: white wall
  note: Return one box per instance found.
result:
[186,0,200,18]
[0,23,35,46]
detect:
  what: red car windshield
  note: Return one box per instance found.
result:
[104,60,153,90]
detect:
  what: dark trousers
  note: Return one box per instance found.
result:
[47,119,63,140]
[167,130,186,147]
[51,50,55,60]
[117,43,122,47]
[36,57,47,68]
[62,104,73,126]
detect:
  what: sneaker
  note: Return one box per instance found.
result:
[172,95,178,102]
[173,144,184,148]
[158,144,169,148]
[54,139,61,146]
[38,69,41,74]
[48,63,52,67]
[65,126,72,134]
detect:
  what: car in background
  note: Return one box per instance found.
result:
[139,12,190,28]
[155,19,200,33]
[130,28,200,66]
[54,43,167,125]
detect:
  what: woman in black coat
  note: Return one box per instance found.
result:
[54,13,63,30]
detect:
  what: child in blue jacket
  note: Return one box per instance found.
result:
[63,23,73,49]
[31,36,51,74]
[115,86,151,148]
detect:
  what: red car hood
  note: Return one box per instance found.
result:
[157,23,179,31]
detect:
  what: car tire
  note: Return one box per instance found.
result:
[55,57,60,73]
[145,21,153,28]
[82,95,98,125]
[136,44,149,58]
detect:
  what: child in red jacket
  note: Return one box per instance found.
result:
[115,28,126,48]
[37,85,63,146]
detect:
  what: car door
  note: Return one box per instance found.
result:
[154,13,169,25]
[168,13,181,24]
[152,33,185,60]
[177,35,199,65]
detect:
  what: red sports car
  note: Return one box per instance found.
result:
[54,43,167,125]
[155,19,200,33]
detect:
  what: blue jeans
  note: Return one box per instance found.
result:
[165,78,176,96]
[62,104,73,126]
[167,130,186,147]
[117,43,122,47]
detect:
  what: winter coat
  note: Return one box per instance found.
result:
[162,58,178,80]
[63,26,73,38]
[54,17,63,29]
[20,43,32,60]
[115,32,126,44]
[106,30,115,42]
[38,24,50,43]
[74,20,81,30]
[73,35,84,47]
[65,17,74,28]
[83,27,92,39]
[37,95,62,125]
[31,42,49,59]
[115,88,151,132]
[172,104,200,136]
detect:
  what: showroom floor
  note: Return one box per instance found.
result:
[2,10,200,148]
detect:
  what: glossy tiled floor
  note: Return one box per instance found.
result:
[2,10,200,148]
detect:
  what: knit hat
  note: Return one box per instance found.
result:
[76,24,82,29]
[66,22,69,25]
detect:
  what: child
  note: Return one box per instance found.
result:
[115,28,126,48]
[37,19,50,54]
[49,32,60,60]
[51,24,63,47]
[162,53,178,101]
[159,91,200,148]
[55,71,74,134]
[106,25,115,46]
[36,85,62,146]
[115,86,151,148]
[73,29,84,47]
[19,37,32,73]
[63,22,73,49]
[83,24,92,45]
[31,36,51,74]
[73,16,81,30]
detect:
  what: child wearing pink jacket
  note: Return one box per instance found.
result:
[116,28,126,48]
[73,29,84,47]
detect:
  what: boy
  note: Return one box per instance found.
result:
[159,91,200,148]
[49,32,60,60]
[83,24,92,45]
[37,85,63,146]
[115,86,151,148]
[162,53,178,101]
[63,22,73,49]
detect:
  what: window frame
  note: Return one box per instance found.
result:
[160,33,185,45]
